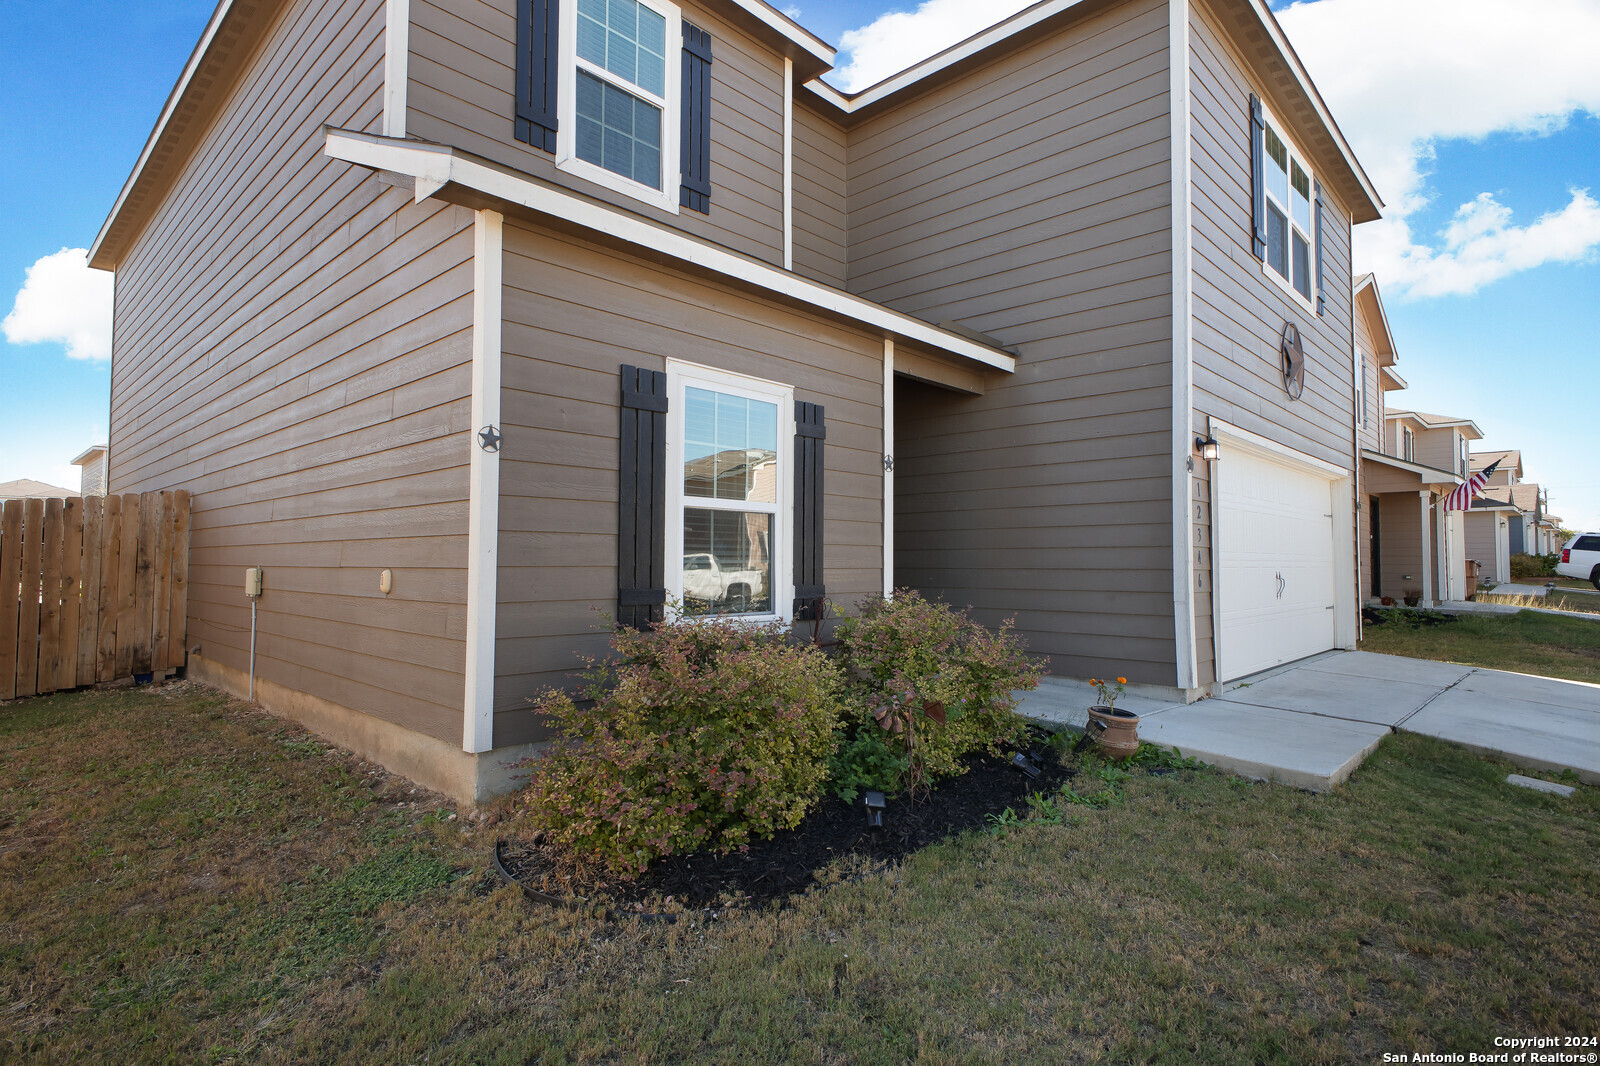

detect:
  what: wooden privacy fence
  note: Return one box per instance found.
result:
[0,491,190,700]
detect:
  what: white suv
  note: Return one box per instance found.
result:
[1556,533,1600,590]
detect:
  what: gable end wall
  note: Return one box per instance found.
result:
[108,0,477,746]
[845,0,1180,685]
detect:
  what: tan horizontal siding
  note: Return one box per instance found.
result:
[108,0,475,746]
[406,0,785,265]
[1187,0,1360,678]
[493,217,888,744]
[1187,1,1356,467]
[790,98,847,286]
[850,0,1178,686]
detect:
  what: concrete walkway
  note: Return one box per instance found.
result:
[1020,650,1600,792]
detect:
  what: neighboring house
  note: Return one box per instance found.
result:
[1355,284,1470,606]
[1536,505,1561,557]
[1534,509,1563,555]
[88,0,1382,802]
[1466,449,1524,583]
[71,445,110,497]
[1501,483,1547,557]
[0,480,79,502]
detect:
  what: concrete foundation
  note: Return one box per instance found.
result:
[189,655,542,805]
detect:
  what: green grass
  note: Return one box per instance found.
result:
[1360,608,1600,684]
[3,684,1597,1064]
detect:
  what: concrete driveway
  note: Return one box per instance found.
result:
[1021,650,1600,791]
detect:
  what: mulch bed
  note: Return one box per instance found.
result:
[497,742,1076,913]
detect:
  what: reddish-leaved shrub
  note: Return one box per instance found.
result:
[518,617,842,877]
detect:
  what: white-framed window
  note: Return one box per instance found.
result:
[1459,436,1469,477]
[1402,425,1415,463]
[1260,110,1317,307]
[664,360,793,620]
[557,0,681,213]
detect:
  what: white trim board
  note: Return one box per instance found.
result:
[805,0,1093,110]
[322,129,1016,374]
[463,209,504,754]
[383,0,410,137]
[727,0,834,66]
[801,0,1378,220]
[1168,0,1197,692]
[882,338,895,600]
[782,57,794,271]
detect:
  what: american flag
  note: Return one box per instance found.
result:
[1443,458,1500,511]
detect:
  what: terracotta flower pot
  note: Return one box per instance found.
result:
[1086,705,1140,758]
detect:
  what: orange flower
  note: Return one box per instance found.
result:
[1117,676,1127,684]
[1089,678,1098,686]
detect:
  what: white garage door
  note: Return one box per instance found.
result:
[1217,447,1337,681]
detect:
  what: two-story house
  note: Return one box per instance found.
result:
[88,0,1382,802]
[1375,409,1479,603]
[1354,277,1469,606]
[1466,450,1547,581]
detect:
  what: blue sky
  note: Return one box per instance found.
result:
[2,0,1598,528]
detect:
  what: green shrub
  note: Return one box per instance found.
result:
[1510,552,1558,579]
[826,725,909,804]
[835,590,1043,792]
[518,617,843,877]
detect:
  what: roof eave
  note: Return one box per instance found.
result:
[323,129,1017,374]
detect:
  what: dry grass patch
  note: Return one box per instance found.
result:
[1477,591,1600,616]
[2,683,1597,1064]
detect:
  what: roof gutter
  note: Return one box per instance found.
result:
[323,128,1016,374]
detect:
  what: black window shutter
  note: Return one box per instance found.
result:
[618,366,668,629]
[680,22,712,214]
[515,0,559,153]
[1249,93,1266,261]
[793,401,825,620]
[1314,180,1327,316]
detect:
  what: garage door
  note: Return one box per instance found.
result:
[1217,447,1337,681]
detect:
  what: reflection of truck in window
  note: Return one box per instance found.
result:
[682,554,767,613]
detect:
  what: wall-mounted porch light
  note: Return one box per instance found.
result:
[1195,435,1220,462]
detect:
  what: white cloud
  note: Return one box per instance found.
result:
[3,248,113,361]
[1275,0,1600,298]
[827,0,1037,93]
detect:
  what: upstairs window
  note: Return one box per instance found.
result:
[1402,426,1415,463]
[1263,123,1315,303]
[560,0,679,209]
[517,0,712,214]
[573,0,669,190]
[1250,96,1323,312]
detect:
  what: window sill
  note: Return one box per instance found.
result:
[556,153,679,215]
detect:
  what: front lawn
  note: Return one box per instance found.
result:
[3,684,1597,1063]
[1359,608,1600,684]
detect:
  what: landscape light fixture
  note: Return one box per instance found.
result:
[1010,751,1042,779]
[1195,435,1220,462]
[863,790,886,829]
